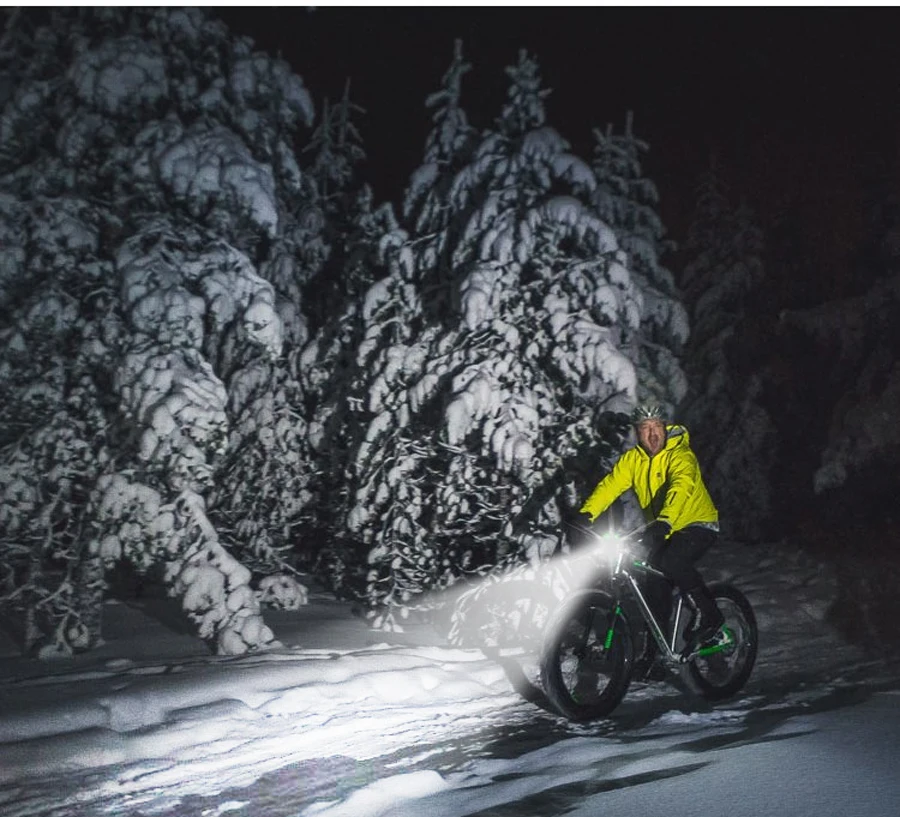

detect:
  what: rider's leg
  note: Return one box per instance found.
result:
[632,574,672,680]
[683,584,725,643]
[640,573,673,629]
[653,527,723,650]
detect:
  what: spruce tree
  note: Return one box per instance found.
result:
[402,38,477,321]
[680,162,774,540]
[340,49,642,633]
[303,81,373,325]
[0,7,318,655]
[590,112,688,411]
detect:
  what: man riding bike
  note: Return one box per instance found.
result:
[577,403,724,661]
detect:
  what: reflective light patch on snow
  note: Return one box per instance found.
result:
[300,770,450,817]
[650,707,748,727]
[201,803,249,817]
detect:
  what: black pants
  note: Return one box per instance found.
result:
[640,525,718,637]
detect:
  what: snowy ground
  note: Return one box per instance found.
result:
[1,540,899,817]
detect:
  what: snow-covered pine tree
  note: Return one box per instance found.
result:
[590,112,688,411]
[772,173,900,647]
[306,81,367,212]
[402,38,476,316]
[302,79,383,329]
[203,47,328,609]
[0,191,114,655]
[295,41,476,599]
[283,77,407,588]
[0,7,317,656]
[806,156,900,498]
[296,194,403,591]
[776,261,900,648]
[339,49,643,632]
[0,7,139,655]
[679,162,775,540]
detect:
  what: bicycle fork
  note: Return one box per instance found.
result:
[574,603,624,660]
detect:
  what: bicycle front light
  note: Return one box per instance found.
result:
[591,531,627,562]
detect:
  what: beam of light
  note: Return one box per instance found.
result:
[422,527,640,655]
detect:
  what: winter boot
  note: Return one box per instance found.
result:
[682,587,725,657]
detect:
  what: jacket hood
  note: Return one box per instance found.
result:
[665,423,690,449]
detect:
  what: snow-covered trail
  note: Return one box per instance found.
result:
[378,684,900,817]
[1,540,897,817]
[0,644,525,816]
[4,654,894,817]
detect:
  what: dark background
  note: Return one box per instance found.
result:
[216,7,900,300]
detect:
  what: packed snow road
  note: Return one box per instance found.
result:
[97,669,900,816]
[383,676,900,817]
[1,642,898,817]
[130,665,900,817]
[1,540,899,816]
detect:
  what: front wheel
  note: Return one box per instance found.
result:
[683,583,758,700]
[540,590,634,721]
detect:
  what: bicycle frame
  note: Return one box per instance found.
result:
[605,545,734,665]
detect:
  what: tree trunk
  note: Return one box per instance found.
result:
[73,554,106,649]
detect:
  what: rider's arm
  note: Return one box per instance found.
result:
[579,450,635,522]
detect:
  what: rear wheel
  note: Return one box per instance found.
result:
[683,583,757,700]
[540,590,634,720]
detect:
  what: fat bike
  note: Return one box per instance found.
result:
[540,528,758,721]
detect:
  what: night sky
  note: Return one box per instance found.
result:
[218,7,899,296]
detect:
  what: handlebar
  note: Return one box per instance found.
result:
[566,517,652,547]
[565,519,655,566]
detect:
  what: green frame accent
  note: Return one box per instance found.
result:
[603,604,623,650]
[695,626,735,657]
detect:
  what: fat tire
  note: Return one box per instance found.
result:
[540,590,634,721]
[683,582,758,700]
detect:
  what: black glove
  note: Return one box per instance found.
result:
[566,511,597,549]
[643,520,671,563]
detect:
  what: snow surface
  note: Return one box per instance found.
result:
[1,539,899,817]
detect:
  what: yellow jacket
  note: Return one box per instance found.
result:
[580,424,718,532]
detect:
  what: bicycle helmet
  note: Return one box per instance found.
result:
[630,403,666,425]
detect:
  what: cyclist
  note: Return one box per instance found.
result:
[577,403,724,659]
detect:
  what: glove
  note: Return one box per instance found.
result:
[566,511,596,549]
[643,520,671,563]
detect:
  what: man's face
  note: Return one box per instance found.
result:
[636,419,666,457]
